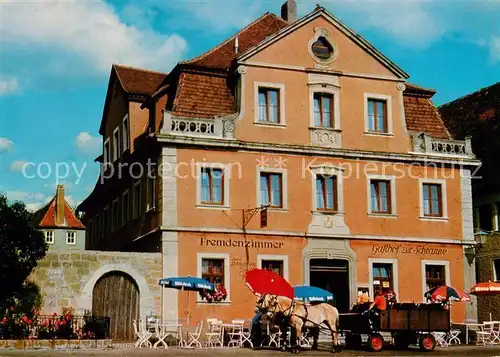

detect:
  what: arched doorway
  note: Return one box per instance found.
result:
[92,271,140,341]
[309,258,350,312]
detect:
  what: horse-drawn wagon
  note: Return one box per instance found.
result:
[339,302,450,352]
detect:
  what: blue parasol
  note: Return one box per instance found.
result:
[293,285,334,303]
[159,276,215,291]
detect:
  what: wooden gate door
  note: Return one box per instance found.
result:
[92,271,140,341]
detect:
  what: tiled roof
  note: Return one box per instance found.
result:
[37,198,85,229]
[173,71,234,118]
[114,64,168,96]
[184,13,288,69]
[403,84,451,139]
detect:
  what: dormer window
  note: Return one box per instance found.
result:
[312,36,334,61]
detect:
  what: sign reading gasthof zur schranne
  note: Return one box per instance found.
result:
[371,243,448,256]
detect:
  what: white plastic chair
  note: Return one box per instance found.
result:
[432,332,448,347]
[490,321,500,345]
[447,329,461,344]
[133,319,152,348]
[228,320,244,347]
[186,321,203,348]
[477,323,493,345]
[240,319,254,348]
[205,320,223,348]
[260,320,281,348]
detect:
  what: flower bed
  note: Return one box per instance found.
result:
[0,307,110,340]
[200,286,228,303]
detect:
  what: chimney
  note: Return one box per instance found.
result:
[55,185,65,226]
[281,0,297,23]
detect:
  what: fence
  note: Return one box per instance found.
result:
[0,315,110,340]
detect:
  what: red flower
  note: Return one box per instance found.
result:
[2,317,7,324]
[9,306,14,312]
[53,312,58,316]
[28,319,33,325]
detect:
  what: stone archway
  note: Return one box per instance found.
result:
[92,271,139,341]
[78,263,155,340]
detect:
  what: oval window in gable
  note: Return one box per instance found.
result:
[311,36,334,61]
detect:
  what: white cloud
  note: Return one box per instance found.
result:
[9,160,29,172]
[6,191,47,203]
[76,132,102,156]
[25,202,46,213]
[491,36,500,63]
[0,137,14,153]
[65,195,81,208]
[0,78,19,95]
[1,0,188,73]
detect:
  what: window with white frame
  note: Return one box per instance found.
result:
[197,253,230,302]
[122,115,129,152]
[66,231,76,245]
[112,127,120,161]
[421,261,450,300]
[419,179,447,219]
[367,175,396,215]
[258,169,286,209]
[310,166,344,213]
[133,181,141,218]
[258,254,289,280]
[369,258,398,299]
[254,82,285,125]
[45,230,54,244]
[315,174,337,211]
[103,139,110,165]
[122,190,129,225]
[364,93,393,135]
[313,93,334,128]
[196,163,230,208]
[493,259,500,282]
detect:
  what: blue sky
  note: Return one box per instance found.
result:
[0,0,499,212]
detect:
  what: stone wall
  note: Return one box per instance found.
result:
[30,249,162,318]
[475,232,500,322]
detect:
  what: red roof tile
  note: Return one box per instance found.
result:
[403,83,451,139]
[38,198,85,229]
[184,13,288,69]
[114,64,168,96]
[173,71,234,118]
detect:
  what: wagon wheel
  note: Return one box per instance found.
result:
[419,333,436,352]
[367,333,384,352]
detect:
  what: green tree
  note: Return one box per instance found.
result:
[0,194,47,306]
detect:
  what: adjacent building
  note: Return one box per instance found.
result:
[78,1,480,324]
[439,81,500,321]
[35,185,85,250]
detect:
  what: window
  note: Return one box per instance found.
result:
[367,98,388,133]
[311,36,334,61]
[261,260,284,277]
[313,93,334,128]
[103,139,110,165]
[260,172,282,208]
[66,231,76,245]
[113,128,120,161]
[258,88,280,123]
[423,183,442,217]
[372,263,393,292]
[122,190,129,225]
[370,180,391,214]
[316,175,337,211]
[493,259,500,282]
[201,258,225,290]
[147,176,155,210]
[201,168,224,205]
[45,231,54,244]
[425,265,445,290]
[122,115,129,152]
[112,199,119,231]
[134,181,141,219]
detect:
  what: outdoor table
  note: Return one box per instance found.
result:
[153,323,184,348]
[453,322,483,344]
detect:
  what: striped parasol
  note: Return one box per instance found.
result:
[425,285,471,302]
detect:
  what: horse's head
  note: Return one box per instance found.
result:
[257,294,281,317]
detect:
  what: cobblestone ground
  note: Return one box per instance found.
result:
[1,346,500,357]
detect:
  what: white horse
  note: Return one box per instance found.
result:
[258,294,341,354]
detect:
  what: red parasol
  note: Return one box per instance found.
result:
[470,281,500,296]
[245,268,294,299]
[425,285,471,302]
